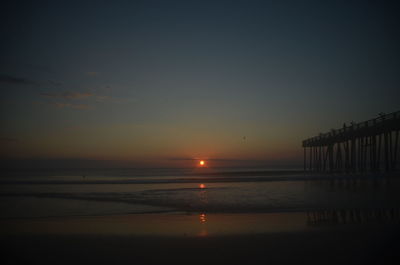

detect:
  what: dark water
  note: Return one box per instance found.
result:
[1,168,399,219]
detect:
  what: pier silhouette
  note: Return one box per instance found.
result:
[303,111,400,173]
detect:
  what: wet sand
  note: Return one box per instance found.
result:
[1,212,399,265]
[2,229,399,265]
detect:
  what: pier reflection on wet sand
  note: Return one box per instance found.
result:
[307,208,400,226]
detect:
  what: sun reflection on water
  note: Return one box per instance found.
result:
[198,184,208,206]
[199,213,207,223]
[198,213,208,237]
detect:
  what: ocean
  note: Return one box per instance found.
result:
[1,167,399,220]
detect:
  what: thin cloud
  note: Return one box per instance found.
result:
[0,73,63,88]
[52,102,92,110]
[168,157,258,162]
[40,92,94,99]
[95,95,129,103]
[0,74,36,85]
[86,71,98,76]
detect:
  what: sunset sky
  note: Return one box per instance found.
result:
[1,0,399,168]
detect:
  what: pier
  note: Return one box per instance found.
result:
[302,111,400,173]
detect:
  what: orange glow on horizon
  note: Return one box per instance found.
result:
[199,183,206,189]
[199,160,205,166]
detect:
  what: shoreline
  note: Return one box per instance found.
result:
[0,212,309,237]
[1,211,399,236]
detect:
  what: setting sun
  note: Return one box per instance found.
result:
[199,160,205,166]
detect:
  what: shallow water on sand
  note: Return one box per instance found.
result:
[1,171,400,219]
[0,212,310,237]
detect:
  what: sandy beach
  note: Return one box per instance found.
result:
[1,212,399,265]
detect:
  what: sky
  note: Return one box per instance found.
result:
[1,0,399,168]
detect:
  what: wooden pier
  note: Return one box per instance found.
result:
[302,111,400,173]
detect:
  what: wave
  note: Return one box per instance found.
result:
[2,182,399,215]
[1,172,396,185]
